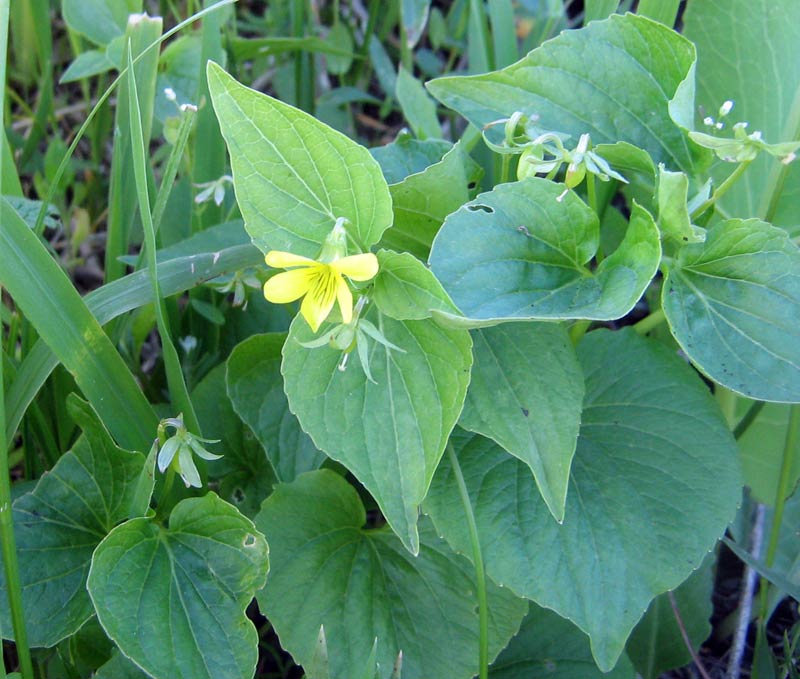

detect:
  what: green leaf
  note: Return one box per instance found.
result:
[193,363,277,518]
[60,49,114,83]
[226,333,326,483]
[626,554,714,679]
[584,0,619,23]
[737,401,800,504]
[400,0,430,48]
[662,219,800,402]
[325,23,354,75]
[0,398,146,646]
[396,66,441,140]
[725,538,800,603]
[87,493,269,679]
[459,323,584,522]
[657,166,702,244]
[489,605,636,679]
[207,62,393,257]
[683,0,800,225]
[255,470,527,679]
[0,199,157,451]
[379,141,481,261]
[373,250,459,320]
[429,178,661,325]
[62,0,139,46]
[425,329,741,670]
[427,13,707,172]
[370,134,452,185]
[282,312,472,554]
[95,651,152,679]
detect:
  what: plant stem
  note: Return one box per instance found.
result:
[728,503,766,679]
[447,443,489,679]
[668,591,713,679]
[733,400,766,440]
[499,153,511,184]
[633,308,665,335]
[585,172,597,214]
[569,320,591,345]
[759,80,800,223]
[0,0,33,673]
[763,405,800,569]
[690,160,752,221]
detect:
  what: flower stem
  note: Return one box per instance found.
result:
[733,400,766,440]
[756,405,800,643]
[690,160,752,220]
[586,172,597,214]
[633,308,666,335]
[447,443,489,679]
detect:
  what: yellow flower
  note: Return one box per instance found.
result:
[263,250,379,332]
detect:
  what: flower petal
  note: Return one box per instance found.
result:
[265,251,316,268]
[332,253,379,281]
[263,268,315,303]
[301,268,339,332]
[336,278,354,324]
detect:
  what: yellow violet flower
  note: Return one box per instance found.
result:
[263,250,379,332]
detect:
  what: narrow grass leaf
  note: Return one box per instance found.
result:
[0,199,157,450]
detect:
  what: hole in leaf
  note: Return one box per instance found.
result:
[232,487,245,504]
[243,534,257,548]
[467,203,494,213]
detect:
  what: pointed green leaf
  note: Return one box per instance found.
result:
[429,178,660,325]
[396,66,441,140]
[459,322,584,522]
[379,141,480,260]
[657,166,701,244]
[425,329,741,670]
[370,134,452,185]
[400,0,430,48]
[255,470,527,679]
[207,62,393,257]
[0,397,146,646]
[60,49,115,83]
[282,313,472,554]
[489,605,635,679]
[226,333,326,483]
[663,219,800,402]
[87,493,269,679]
[373,250,459,320]
[428,13,708,172]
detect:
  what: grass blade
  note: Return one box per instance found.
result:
[126,45,200,433]
[5,235,261,446]
[0,200,158,451]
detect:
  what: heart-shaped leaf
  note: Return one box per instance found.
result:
[282,313,472,554]
[663,219,800,402]
[0,398,146,646]
[459,322,584,522]
[87,493,269,679]
[255,470,527,679]
[425,329,741,670]
[208,62,392,257]
[429,178,660,326]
